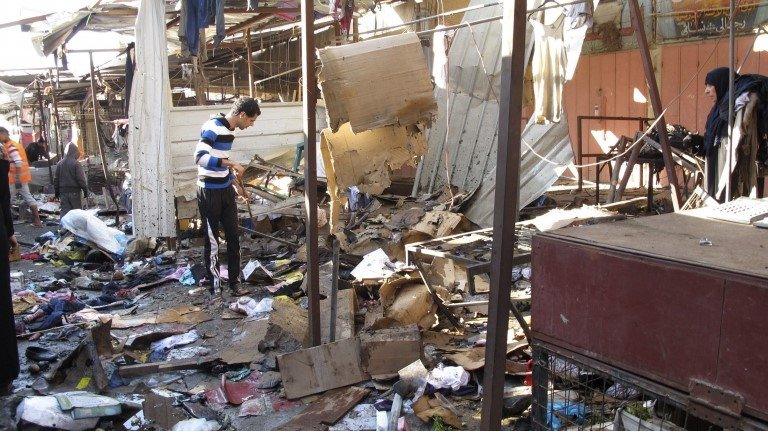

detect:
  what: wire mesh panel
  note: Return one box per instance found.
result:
[530,344,714,431]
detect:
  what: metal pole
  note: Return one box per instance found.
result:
[52,57,64,159]
[727,0,735,201]
[34,81,47,144]
[480,0,526,428]
[89,52,120,225]
[628,0,683,210]
[35,80,55,190]
[47,71,62,156]
[301,0,321,347]
[329,237,340,342]
[245,28,254,97]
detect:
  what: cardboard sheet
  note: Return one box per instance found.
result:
[318,32,436,133]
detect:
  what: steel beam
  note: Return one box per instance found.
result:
[628,0,683,210]
[480,0,527,428]
[301,0,321,347]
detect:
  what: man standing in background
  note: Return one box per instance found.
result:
[0,127,42,227]
[54,142,88,218]
[194,97,259,296]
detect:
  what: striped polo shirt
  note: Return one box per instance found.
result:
[195,114,235,189]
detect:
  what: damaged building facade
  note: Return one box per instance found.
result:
[1,0,768,430]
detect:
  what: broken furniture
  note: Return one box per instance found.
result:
[405,226,536,335]
[577,116,653,204]
[530,212,768,429]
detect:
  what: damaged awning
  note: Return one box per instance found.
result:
[415,0,596,227]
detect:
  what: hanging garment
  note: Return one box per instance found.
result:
[530,19,566,124]
[209,0,225,48]
[247,0,258,11]
[184,0,210,55]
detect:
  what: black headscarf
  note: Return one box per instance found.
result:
[703,67,733,155]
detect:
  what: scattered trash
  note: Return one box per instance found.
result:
[149,330,200,361]
[16,395,100,430]
[229,296,273,317]
[425,364,470,391]
[699,237,713,246]
[171,418,221,431]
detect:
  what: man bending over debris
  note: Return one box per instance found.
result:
[0,127,42,227]
[195,97,259,296]
[54,142,89,218]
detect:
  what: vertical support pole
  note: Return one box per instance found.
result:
[232,66,238,97]
[352,17,359,42]
[53,57,63,159]
[301,0,321,347]
[726,0,735,201]
[628,0,682,210]
[245,28,254,98]
[36,80,55,190]
[35,81,47,144]
[577,117,583,191]
[48,70,62,156]
[480,0,526,428]
[531,345,550,429]
[329,237,340,343]
[89,52,120,225]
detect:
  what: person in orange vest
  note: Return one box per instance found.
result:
[0,127,42,227]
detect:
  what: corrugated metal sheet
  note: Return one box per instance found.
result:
[414,0,576,227]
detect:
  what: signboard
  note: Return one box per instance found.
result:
[655,0,768,40]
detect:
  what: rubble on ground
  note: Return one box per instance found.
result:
[6,158,664,431]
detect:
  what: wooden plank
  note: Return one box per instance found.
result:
[278,337,369,399]
[320,289,356,344]
[119,354,219,377]
[359,325,421,376]
[276,386,370,430]
[545,212,768,279]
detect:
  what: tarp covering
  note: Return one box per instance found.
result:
[127,0,176,238]
[0,80,26,108]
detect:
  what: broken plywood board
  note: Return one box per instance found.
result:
[320,289,356,344]
[446,340,528,371]
[318,32,436,133]
[321,122,427,232]
[412,211,469,238]
[276,386,370,430]
[221,318,270,365]
[359,325,422,377]
[269,294,356,347]
[278,338,369,399]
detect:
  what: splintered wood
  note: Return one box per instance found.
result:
[317,32,437,232]
[318,32,436,133]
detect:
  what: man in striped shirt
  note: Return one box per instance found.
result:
[195,97,259,296]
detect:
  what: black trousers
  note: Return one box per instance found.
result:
[197,186,240,291]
